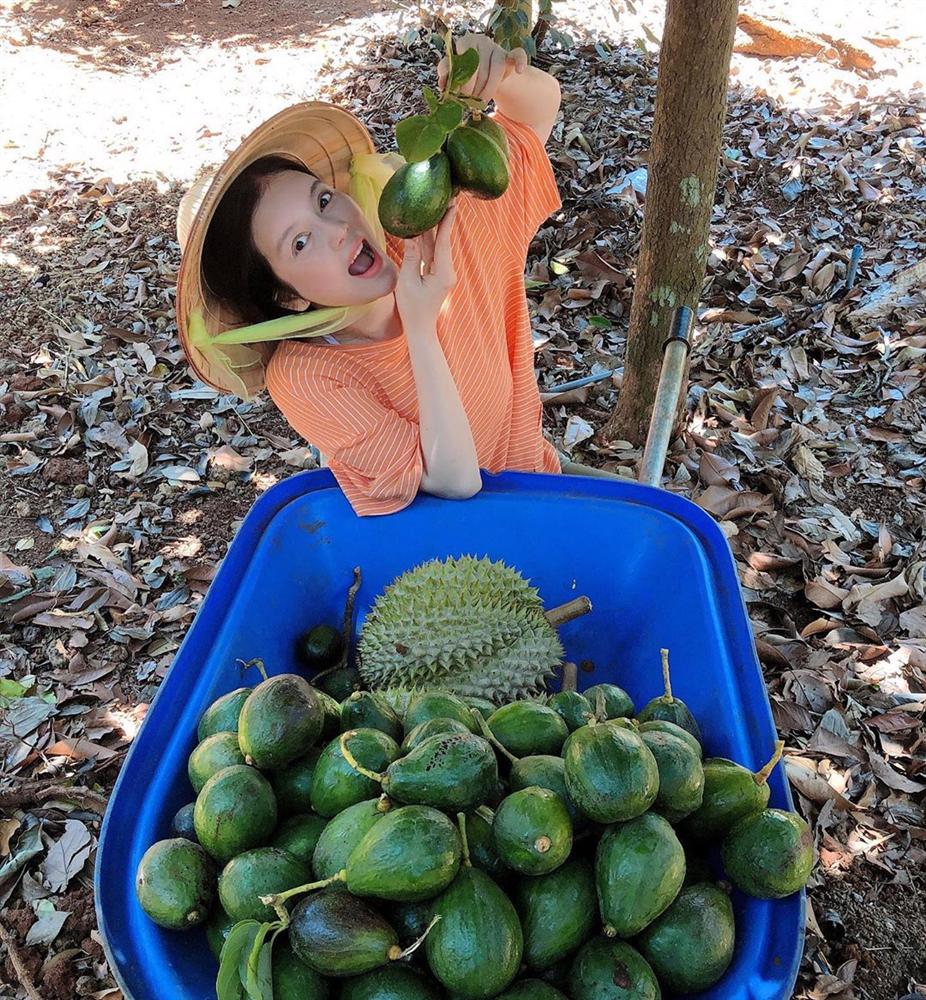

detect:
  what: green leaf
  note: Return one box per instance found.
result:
[449,47,480,92]
[396,116,446,163]
[217,921,260,1000]
[433,100,463,131]
[244,921,280,1000]
[422,86,441,113]
[0,679,26,698]
[588,316,613,329]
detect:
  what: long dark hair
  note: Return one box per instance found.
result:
[201,155,316,324]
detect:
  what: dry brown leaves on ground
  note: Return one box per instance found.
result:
[1,13,925,1000]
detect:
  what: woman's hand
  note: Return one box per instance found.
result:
[437,32,527,105]
[395,202,458,331]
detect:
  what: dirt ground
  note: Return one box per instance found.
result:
[1,1,925,999]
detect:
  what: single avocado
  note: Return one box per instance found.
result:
[378,153,453,239]
[595,812,686,937]
[562,720,659,823]
[272,814,328,868]
[497,982,568,1000]
[311,728,400,818]
[639,729,705,823]
[486,702,569,757]
[289,890,402,977]
[381,732,499,812]
[341,691,403,744]
[193,764,277,863]
[388,899,431,949]
[273,937,330,1000]
[492,786,573,876]
[313,798,392,883]
[340,964,441,1000]
[238,674,325,770]
[684,741,783,839]
[721,808,814,898]
[583,683,635,721]
[508,754,584,828]
[403,692,480,734]
[636,649,701,741]
[636,882,735,993]
[197,687,252,742]
[461,812,507,881]
[188,731,246,794]
[446,125,510,200]
[426,867,523,999]
[637,718,702,757]
[515,856,597,970]
[468,114,511,159]
[297,624,344,672]
[546,691,594,732]
[346,804,462,902]
[271,748,323,818]
[218,846,311,922]
[204,904,234,959]
[135,837,215,930]
[400,717,471,753]
[315,666,362,702]
[315,688,343,741]
[170,802,197,842]
[569,937,660,1000]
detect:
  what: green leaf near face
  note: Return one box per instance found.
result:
[396,116,447,162]
[423,86,441,112]
[449,47,480,91]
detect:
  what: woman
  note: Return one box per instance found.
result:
[176,31,615,516]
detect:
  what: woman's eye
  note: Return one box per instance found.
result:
[319,191,332,210]
[293,235,308,255]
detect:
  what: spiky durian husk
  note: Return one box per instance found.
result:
[357,555,563,706]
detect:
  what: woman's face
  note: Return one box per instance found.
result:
[250,169,399,309]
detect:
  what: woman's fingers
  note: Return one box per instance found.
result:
[433,203,458,276]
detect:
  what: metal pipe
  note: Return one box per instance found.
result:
[639,306,694,487]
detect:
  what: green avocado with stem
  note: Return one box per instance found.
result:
[378,153,453,239]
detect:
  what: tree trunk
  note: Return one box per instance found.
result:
[604,0,739,447]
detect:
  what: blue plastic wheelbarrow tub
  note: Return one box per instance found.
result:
[95,468,805,1000]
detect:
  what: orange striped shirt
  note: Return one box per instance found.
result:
[266,111,562,516]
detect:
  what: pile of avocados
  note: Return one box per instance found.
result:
[135,647,815,1000]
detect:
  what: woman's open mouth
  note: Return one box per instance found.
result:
[348,239,382,278]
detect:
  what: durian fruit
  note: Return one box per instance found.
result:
[357,555,589,706]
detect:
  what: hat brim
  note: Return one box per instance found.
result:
[175,102,376,398]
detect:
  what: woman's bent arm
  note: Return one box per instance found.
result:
[405,317,481,499]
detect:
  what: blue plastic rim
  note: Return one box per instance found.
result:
[95,468,805,1000]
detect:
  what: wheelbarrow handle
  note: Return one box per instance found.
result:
[639,306,694,487]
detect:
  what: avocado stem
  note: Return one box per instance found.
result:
[660,648,674,702]
[473,711,519,765]
[260,871,346,922]
[475,805,495,825]
[753,739,785,785]
[237,657,268,682]
[336,566,362,674]
[394,914,442,961]
[456,812,472,867]
[339,731,384,783]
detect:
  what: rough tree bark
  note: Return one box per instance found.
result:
[604,0,739,447]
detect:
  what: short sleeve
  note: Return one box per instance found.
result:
[266,359,422,517]
[491,111,562,251]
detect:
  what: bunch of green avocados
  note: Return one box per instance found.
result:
[378,33,511,239]
[136,607,815,1000]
